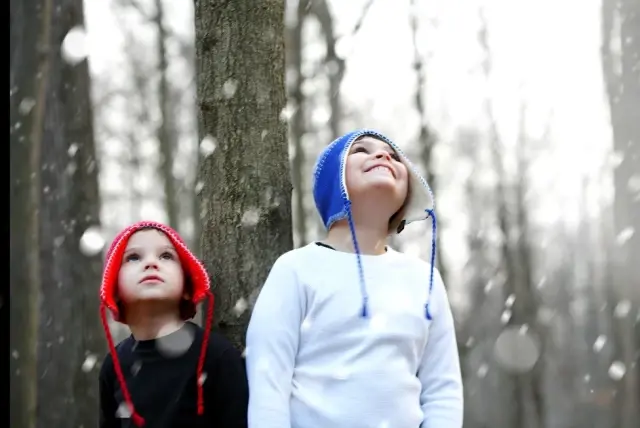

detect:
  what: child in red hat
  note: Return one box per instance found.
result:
[98,221,248,427]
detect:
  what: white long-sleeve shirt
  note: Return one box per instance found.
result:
[246,243,463,428]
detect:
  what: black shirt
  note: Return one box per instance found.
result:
[99,322,248,428]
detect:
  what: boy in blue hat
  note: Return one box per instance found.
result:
[246,130,463,428]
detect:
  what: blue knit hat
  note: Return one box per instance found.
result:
[312,129,438,320]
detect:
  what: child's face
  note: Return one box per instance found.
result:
[117,229,185,306]
[345,136,409,209]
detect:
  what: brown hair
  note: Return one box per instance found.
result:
[389,183,411,234]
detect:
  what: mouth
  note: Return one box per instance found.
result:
[139,275,163,284]
[365,164,395,178]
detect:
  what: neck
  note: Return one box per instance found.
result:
[124,303,184,341]
[324,205,390,255]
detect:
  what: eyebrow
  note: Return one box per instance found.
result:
[123,245,177,254]
[352,138,396,153]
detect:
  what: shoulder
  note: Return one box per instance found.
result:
[265,244,332,282]
[99,336,135,379]
[387,247,441,275]
[191,324,243,366]
[261,246,317,286]
[270,245,319,270]
[99,351,113,379]
[386,248,447,295]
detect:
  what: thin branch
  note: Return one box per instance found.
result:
[349,0,375,37]
[309,0,344,138]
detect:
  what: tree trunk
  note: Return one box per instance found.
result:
[154,0,179,230]
[10,0,45,425]
[195,0,293,349]
[11,0,105,427]
[601,1,640,427]
[288,0,309,247]
[408,0,448,283]
[478,11,546,428]
[309,0,344,139]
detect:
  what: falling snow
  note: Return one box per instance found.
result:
[494,326,540,373]
[222,79,238,99]
[500,309,512,324]
[613,299,632,318]
[608,361,626,381]
[131,360,142,376]
[81,354,98,372]
[155,326,194,357]
[233,298,249,317]
[18,98,36,115]
[477,364,489,378]
[199,135,217,157]
[68,143,79,157]
[241,209,260,227]
[9,2,640,424]
[116,402,132,418]
[279,104,295,123]
[79,226,106,256]
[194,181,204,194]
[593,335,607,352]
[61,26,88,66]
[628,174,640,193]
[615,227,634,246]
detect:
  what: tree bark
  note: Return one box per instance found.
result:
[11,0,105,427]
[195,0,293,349]
[601,1,640,427]
[10,0,46,425]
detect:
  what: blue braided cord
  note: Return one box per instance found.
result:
[345,201,369,318]
[425,209,437,320]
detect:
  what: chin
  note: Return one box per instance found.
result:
[126,292,181,303]
[363,181,404,196]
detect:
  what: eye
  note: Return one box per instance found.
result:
[124,253,140,262]
[160,251,175,260]
[390,152,401,162]
[352,146,368,154]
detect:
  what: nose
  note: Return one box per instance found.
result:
[143,256,159,270]
[374,150,392,161]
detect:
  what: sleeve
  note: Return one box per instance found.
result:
[417,269,464,428]
[99,354,119,428]
[245,256,305,428]
[206,344,249,428]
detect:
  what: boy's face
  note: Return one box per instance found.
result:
[117,229,185,305]
[345,136,409,210]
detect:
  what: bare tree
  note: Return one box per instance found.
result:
[407,0,449,282]
[287,0,310,246]
[10,0,43,424]
[478,10,545,428]
[601,1,640,427]
[309,0,345,139]
[154,0,179,229]
[195,0,293,349]
[10,0,105,427]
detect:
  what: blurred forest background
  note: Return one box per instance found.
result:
[9,0,639,427]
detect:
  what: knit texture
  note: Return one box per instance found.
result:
[311,129,438,319]
[99,221,214,426]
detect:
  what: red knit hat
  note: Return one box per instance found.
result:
[99,221,214,426]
